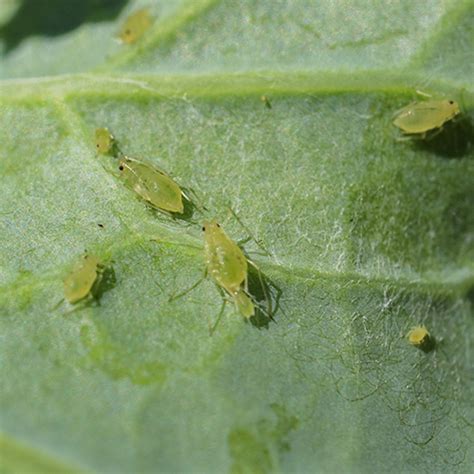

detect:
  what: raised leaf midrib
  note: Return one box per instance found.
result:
[1,71,473,103]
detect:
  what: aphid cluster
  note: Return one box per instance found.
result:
[70,85,462,340]
[72,127,272,332]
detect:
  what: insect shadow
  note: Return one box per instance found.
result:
[413,114,474,159]
[246,262,282,329]
[92,264,117,304]
[0,0,128,53]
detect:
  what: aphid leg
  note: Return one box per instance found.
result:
[181,187,208,213]
[227,207,270,256]
[168,269,208,303]
[395,133,424,143]
[236,236,252,246]
[64,294,96,315]
[424,127,444,141]
[150,205,175,219]
[50,298,65,312]
[209,296,228,336]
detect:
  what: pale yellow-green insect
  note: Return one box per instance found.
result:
[407,325,431,349]
[118,156,184,214]
[393,100,460,136]
[118,8,153,44]
[95,127,114,154]
[203,220,254,318]
[64,254,104,304]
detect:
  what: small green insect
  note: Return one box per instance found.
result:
[203,220,255,318]
[119,8,153,44]
[64,254,104,304]
[118,156,184,214]
[407,325,434,352]
[168,211,275,333]
[95,128,114,154]
[393,99,460,137]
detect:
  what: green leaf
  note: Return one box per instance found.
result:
[1,0,473,472]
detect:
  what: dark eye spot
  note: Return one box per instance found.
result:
[96,144,99,148]
[119,165,124,171]
[202,226,206,231]
[216,223,221,228]
[449,100,454,105]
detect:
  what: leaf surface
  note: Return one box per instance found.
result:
[1,1,473,472]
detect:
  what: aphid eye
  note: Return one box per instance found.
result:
[202,226,206,231]
[216,223,221,228]
[449,100,454,105]
[119,165,124,171]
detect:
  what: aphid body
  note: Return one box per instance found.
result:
[203,220,254,318]
[407,325,431,348]
[119,8,152,44]
[393,99,460,135]
[64,254,104,304]
[118,156,184,214]
[95,127,114,154]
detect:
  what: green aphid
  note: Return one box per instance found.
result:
[407,325,435,352]
[118,156,184,214]
[95,128,114,154]
[118,8,153,44]
[203,220,254,318]
[64,254,104,304]
[393,99,460,137]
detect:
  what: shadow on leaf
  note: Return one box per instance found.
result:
[0,0,128,53]
[414,115,474,159]
[247,264,282,330]
[92,264,117,303]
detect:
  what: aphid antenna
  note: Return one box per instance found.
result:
[226,206,271,256]
[413,71,436,95]
[181,186,208,214]
[209,297,228,336]
[168,269,207,303]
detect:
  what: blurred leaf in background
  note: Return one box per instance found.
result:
[0,0,473,472]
